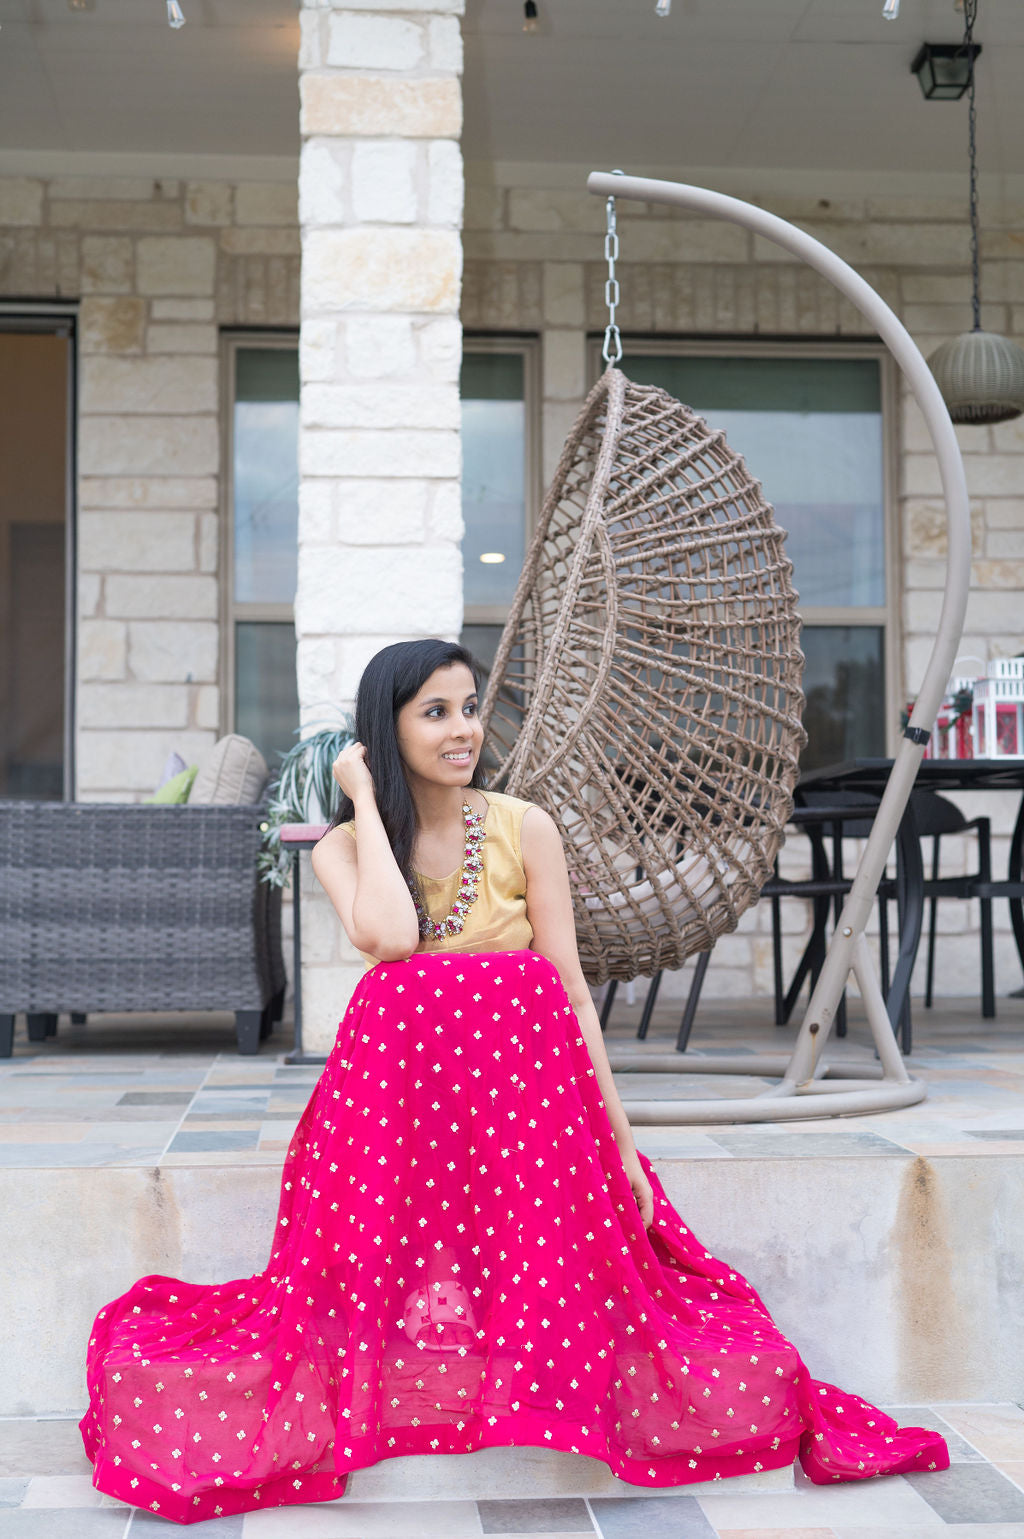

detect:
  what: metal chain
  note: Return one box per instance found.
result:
[964,0,982,331]
[602,190,622,366]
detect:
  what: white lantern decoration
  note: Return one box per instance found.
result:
[926,675,977,760]
[971,658,1024,758]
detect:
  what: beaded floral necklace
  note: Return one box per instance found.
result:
[408,801,487,942]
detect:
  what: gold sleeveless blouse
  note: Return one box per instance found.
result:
[338,790,535,969]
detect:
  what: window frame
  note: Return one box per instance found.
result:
[220,328,300,741]
[460,333,542,632]
[587,335,902,755]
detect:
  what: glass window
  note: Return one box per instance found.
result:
[459,623,504,688]
[234,621,300,762]
[228,341,299,766]
[459,344,537,774]
[800,625,887,766]
[460,350,528,611]
[233,348,299,606]
[621,351,890,769]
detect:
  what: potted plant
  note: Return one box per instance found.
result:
[258,716,355,888]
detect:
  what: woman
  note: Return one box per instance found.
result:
[81,639,947,1525]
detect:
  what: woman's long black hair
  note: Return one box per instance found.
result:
[329,639,488,889]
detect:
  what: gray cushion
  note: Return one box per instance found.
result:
[188,735,268,806]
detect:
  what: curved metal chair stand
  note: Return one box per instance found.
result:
[579,173,969,1124]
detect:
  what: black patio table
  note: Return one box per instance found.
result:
[796,757,1024,1028]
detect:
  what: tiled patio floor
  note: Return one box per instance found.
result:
[2,994,1022,1167]
[1,1403,1024,1537]
[2,996,1023,1533]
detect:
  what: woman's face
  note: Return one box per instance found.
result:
[395,662,484,789]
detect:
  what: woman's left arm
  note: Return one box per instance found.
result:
[520,805,654,1227]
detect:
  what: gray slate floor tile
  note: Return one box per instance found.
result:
[188,1096,269,1114]
[0,1512,129,1537]
[0,1145,166,1168]
[834,1527,1024,1539]
[589,1495,715,1539]
[478,1498,593,1533]
[904,1461,1024,1523]
[237,1498,482,1535]
[129,1514,244,1536]
[166,1130,260,1153]
[177,1111,263,1124]
[882,1406,987,1461]
[116,1093,193,1107]
[0,1420,91,1478]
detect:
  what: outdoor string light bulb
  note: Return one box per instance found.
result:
[882,0,899,18]
[167,0,186,28]
[522,1,538,33]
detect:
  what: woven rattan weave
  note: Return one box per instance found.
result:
[480,365,806,984]
[0,802,286,1055]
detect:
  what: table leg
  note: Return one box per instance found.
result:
[599,979,617,1031]
[1009,794,1024,987]
[885,795,923,1050]
[831,820,848,1037]
[774,826,834,1025]
[285,850,304,1064]
[676,950,711,1052]
[637,971,662,1039]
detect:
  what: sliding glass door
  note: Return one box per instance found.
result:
[0,321,74,799]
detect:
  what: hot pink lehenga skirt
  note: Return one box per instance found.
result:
[81,949,948,1525]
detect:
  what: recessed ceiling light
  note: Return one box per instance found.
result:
[480,552,506,564]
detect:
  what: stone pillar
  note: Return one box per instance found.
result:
[296,0,466,1052]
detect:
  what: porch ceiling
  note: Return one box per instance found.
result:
[0,0,1022,177]
[464,0,1024,175]
[0,0,300,159]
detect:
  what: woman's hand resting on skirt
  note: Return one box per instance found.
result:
[619,1146,654,1228]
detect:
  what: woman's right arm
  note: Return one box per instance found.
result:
[310,744,420,961]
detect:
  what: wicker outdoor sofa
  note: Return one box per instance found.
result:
[0,800,286,1056]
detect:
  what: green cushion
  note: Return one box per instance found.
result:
[144,765,198,804]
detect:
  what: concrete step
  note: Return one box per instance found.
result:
[5,1140,1022,1425]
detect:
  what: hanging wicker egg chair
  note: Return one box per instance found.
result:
[479,365,807,985]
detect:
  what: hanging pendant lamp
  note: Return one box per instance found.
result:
[927,0,1024,424]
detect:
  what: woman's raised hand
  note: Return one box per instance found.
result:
[332,741,376,803]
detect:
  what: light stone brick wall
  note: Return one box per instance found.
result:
[0,170,300,800]
[3,147,1022,1016]
[295,0,466,1052]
